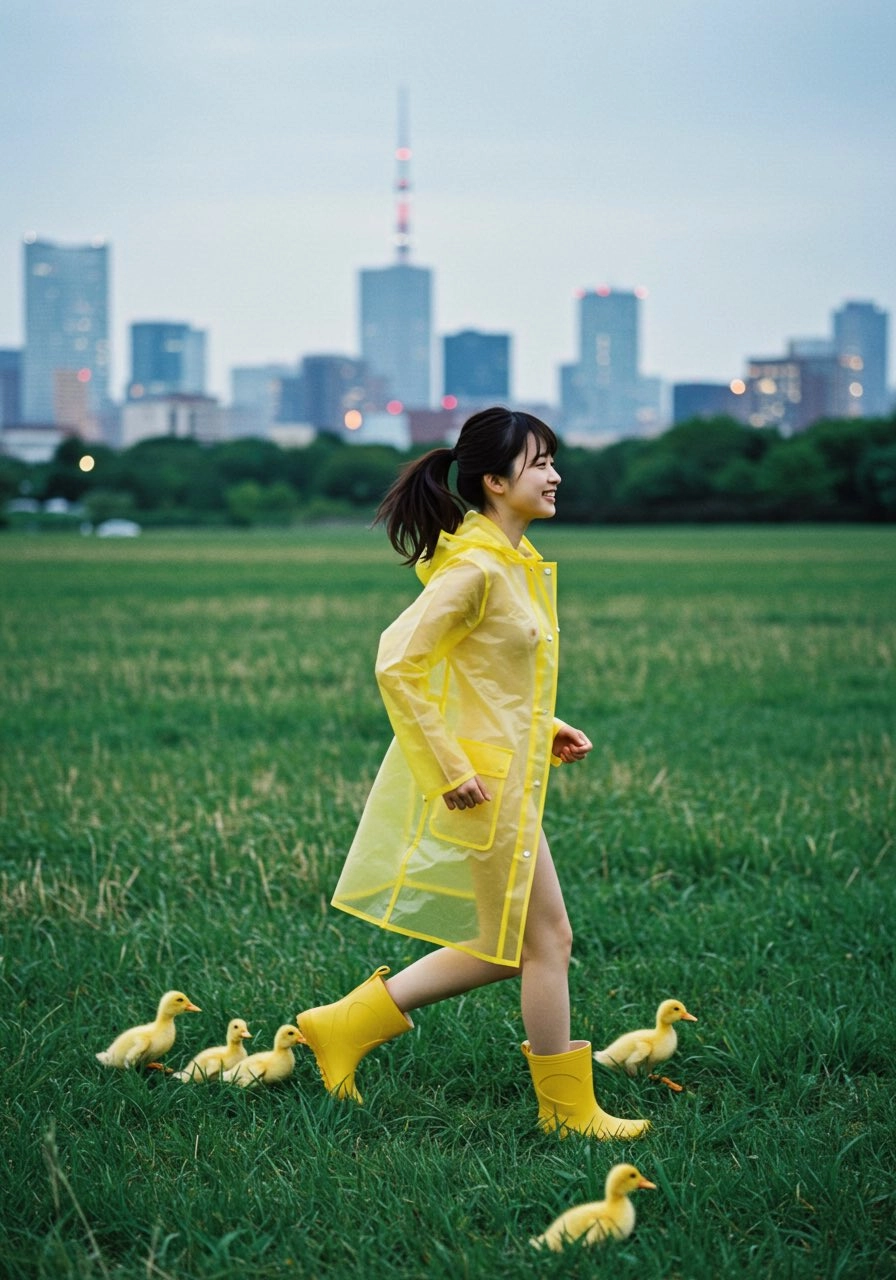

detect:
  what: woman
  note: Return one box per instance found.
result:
[296,406,648,1140]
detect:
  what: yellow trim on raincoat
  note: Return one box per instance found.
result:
[331,511,565,967]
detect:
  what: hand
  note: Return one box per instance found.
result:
[552,725,593,763]
[443,775,492,810]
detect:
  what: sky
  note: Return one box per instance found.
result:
[2,0,894,406]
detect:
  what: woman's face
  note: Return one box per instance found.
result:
[500,434,561,522]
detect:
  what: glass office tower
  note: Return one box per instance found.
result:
[22,235,110,422]
[360,263,432,409]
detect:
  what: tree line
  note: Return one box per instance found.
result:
[3,413,895,529]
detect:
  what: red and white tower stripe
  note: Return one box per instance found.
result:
[393,86,412,262]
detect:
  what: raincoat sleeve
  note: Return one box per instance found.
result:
[375,558,489,800]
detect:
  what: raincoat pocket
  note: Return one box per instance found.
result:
[429,737,514,852]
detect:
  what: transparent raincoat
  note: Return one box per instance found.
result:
[331,511,567,967]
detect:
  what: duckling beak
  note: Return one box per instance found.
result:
[241,1031,253,1039]
[637,1178,657,1190]
[681,1012,698,1022]
[185,1002,201,1013]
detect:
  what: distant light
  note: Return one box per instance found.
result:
[729,379,747,395]
[595,285,611,297]
[634,286,649,300]
[386,400,404,415]
[758,378,777,395]
[441,395,458,410]
[574,288,586,300]
[847,355,863,371]
[24,231,37,244]
[79,455,95,473]
[395,147,412,161]
[849,382,863,398]
[76,368,92,383]
[344,410,363,430]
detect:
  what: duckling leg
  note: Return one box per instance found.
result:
[649,1074,684,1092]
[522,1040,651,1140]
[295,966,413,1104]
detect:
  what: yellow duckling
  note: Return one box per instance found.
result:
[531,1163,655,1252]
[594,998,697,1090]
[172,1018,253,1082]
[95,990,201,1069]
[221,1024,303,1087]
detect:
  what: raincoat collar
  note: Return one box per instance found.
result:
[417,510,543,585]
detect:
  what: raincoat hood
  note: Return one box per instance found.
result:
[416,510,542,586]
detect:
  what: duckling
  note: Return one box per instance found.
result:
[221,1024,303,1087]
[172,1018,252,1082]
[95,990,201,1070]
[531,1162,655,1251]
[594,998,697,1090]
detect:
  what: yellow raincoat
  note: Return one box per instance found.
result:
[331,511,565,967]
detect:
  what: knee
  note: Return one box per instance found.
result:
[552,908,573,960]
[522,911,573,968]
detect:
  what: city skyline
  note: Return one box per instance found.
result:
[2,2,895,405]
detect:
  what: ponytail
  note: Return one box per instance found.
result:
[374,446,462,565]
[375,406,558,566]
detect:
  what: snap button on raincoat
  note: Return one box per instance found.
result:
[331,511,566,967]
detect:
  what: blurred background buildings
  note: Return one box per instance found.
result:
[2,221,890,465]
[1,96,892,464]
[1,72,892,465]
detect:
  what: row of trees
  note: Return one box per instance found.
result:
[3,413,896,528]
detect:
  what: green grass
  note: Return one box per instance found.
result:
[1,525,894,1279]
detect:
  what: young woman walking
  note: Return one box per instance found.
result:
[296,406,648,1140]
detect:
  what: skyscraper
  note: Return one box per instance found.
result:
[22,235,110,426]
[361,267,432,408]
[561,286,660,438]
[359,91,433,409]
[129,322,207,399]
[443,330,510,404]
[833,301,889,417]
[579,288,640,390]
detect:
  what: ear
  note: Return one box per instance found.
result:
[482,472,506,497]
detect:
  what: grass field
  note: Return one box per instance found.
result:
[1,525,894,1279]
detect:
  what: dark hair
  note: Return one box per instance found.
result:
[375,406,558,565]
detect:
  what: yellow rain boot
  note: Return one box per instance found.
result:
[522,1039,650,1140]
[296,966,413,1103]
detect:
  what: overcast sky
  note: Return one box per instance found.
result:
[2,0,894,405]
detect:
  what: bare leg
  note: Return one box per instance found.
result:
[386,948,518,1013]
[386,829,572,1057]
[518,831,572,1055]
